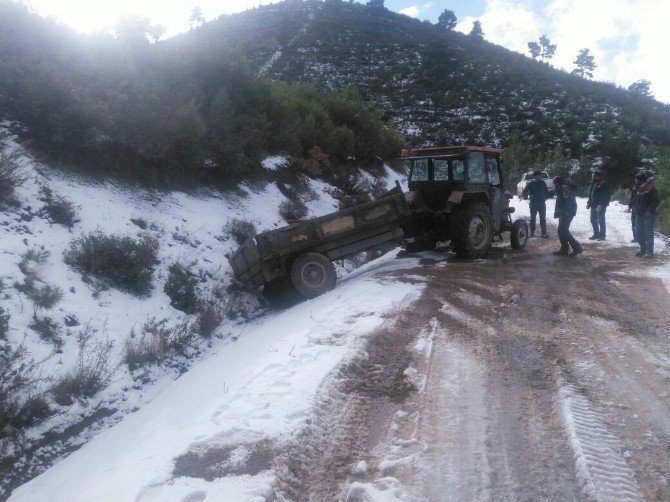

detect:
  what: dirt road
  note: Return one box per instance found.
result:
[274,234,670,501]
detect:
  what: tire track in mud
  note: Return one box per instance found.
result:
[557,378,642,501]
[272,290,427,501]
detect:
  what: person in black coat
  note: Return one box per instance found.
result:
[521,170,549,238]
[553,177,583,256]
[634,172,660,258]
[586,171,611,241]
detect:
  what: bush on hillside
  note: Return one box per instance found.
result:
[124,317,199,370]
[0,151,25,205]
[279,199,308,222]
[51,324,113,406]
[38,186,79,228]
[64,232,159,296]
[224,219,257,245]
[0,344,51,434]
[164,263,199,313]
[0,307,9,340]
[26,285,63,313]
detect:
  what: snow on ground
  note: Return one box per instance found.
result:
[260,155,288,172]
[0,121,417,500]
[513,196,670,292]
[10,256,423,502]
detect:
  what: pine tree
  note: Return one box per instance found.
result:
[367,0,385,9]
[189,7,205,29]
[437,9,457,30]
[572,48,596,78]
[628,79,652,97]
[469,20,483,39]
[528,41,540,59]
[539,35,556,60]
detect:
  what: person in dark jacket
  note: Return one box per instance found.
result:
[628,177,639,243]
[521,170,549,238]
[586,171,611,240]
[553,176,583,256]
[634,172,660,258]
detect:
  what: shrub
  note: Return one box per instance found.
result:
[611,187,630,205]
[196,301,222,338]
[279,199,308,222]
[224,219,257,245]
[124,317,198,369]
[0,151,25,205]
[29,317,62,349]
[37,186,79,228]
[64,232,159,295]
[26,284,63,313]
[0,344,50,433]
[164,263,199,313]
[51,324,113,406]
[0,307,9,340]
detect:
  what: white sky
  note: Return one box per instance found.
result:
[454,0,670,104]
[21,0,670,104]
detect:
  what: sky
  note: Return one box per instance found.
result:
[21,0,670,103]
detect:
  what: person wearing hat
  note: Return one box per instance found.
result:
[634,172,660,258]
[586,170,611,241]
[521,170,549,238]
[553,176,583,256]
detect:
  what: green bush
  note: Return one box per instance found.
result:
[0,151,25,205]
[26,285,63,312]
[225,219,257,245]
[164,263,199,313]
[38,186,79,228]
[124,317,198,369]
[64,232,159,295]
[279,199,308,221]
[0,344,50,433]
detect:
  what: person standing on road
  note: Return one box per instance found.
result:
[628,177,639,243]
[634,172,660,258]
[522,170,549,238]
[586,171,611,241]
[553,176,583,257]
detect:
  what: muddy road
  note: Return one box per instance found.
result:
[274,234,670,501]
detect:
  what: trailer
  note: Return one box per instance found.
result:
[229,191,409,299]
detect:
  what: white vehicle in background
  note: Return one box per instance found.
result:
[517,170,555,198]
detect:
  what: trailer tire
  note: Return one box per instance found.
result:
[291,252,336,299]
[450,201,492,259]
[510,219,529,250]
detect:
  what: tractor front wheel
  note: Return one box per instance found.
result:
[510,219,529,250]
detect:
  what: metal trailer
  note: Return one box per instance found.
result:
[229,192,409,299]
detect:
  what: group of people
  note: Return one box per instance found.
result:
[522,169,660,258]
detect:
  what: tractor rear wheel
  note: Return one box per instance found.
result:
[450,202,493,259]
[510,219,529,250]
[291,252,337,299]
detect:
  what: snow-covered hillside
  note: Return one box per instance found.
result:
[0,122,414,499]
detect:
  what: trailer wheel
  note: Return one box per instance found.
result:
[510,219,529,250]
[450,201,492,259]
[291,252,336,299]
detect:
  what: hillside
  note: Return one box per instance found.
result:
[173,0,670,185]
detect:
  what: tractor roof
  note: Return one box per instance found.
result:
[401,146,502,159]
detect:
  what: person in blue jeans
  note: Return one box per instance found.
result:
[553,177,583,257]
[521,170,549,238]
[586,171,611,241]
[634,172,660,258]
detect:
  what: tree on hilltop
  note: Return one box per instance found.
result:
[528,35,556,61]
[469,20,483,39]
[572,48,596,78]
[628,79,652,98]
[437,10,457,30]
